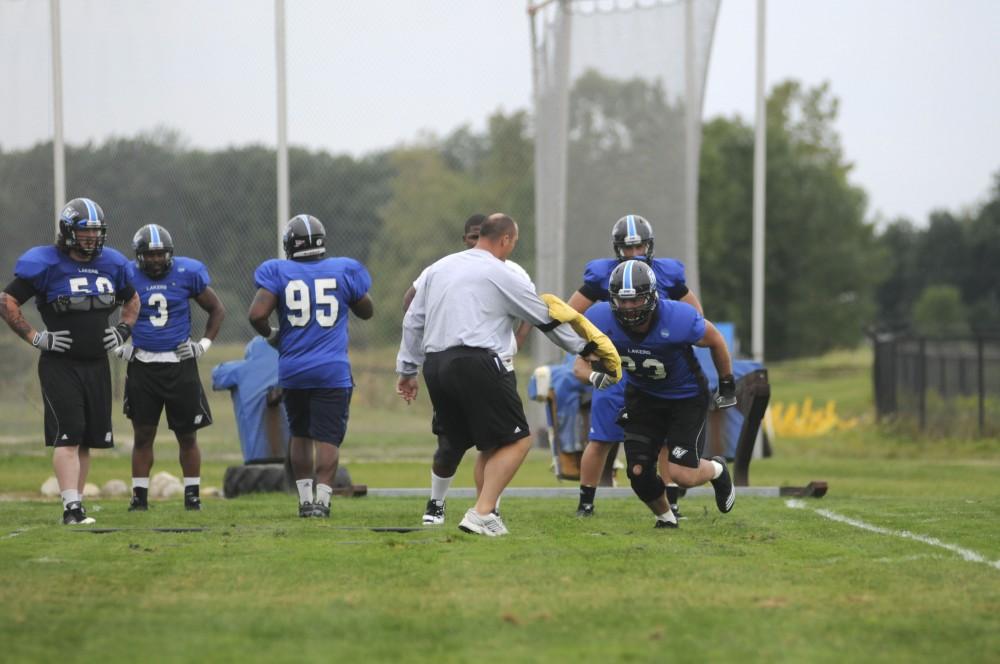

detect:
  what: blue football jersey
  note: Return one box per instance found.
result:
[586,298,707,399]
[130,257,211,352]
[14,245,133,359]
[254,257,371,389]
[15,245,132,303]
[582,257,687,302]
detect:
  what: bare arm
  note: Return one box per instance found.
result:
[567,290,596,315]
[119,292,140,327]
[194,286,226,340]
[0,292,37,344]
[248,288,278,338]
[695,320,733,377]
[514,320,531,351]
[402,285,416,314]
[350,293,374,320]
[680,290,703,316]
[572,356,592,384]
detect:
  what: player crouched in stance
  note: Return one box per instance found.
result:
[577,260,737,528]
[249,215,373,518]
[0,198,138,525]
[117,224,225,512]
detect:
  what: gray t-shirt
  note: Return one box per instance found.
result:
[397,248,584,375]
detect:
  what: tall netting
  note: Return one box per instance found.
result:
[531,0,720,365]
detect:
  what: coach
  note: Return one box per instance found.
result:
[395,213,618,537]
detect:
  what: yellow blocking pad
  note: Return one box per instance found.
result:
[540,293,621,381]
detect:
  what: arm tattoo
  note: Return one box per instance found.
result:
[0,293,34,342]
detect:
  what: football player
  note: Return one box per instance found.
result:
[576,260,736,528]
[0,198,138,525]
[248,215,373,518]
[567,214,703,518]
[117,224,225,512]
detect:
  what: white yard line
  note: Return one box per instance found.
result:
[785,499,1000,571]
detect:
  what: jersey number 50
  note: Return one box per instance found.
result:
[285,278,338,327]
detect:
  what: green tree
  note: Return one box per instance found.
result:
[699,81,883,359]
[912,284,970,337]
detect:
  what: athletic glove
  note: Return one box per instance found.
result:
[715,374,737,409]
[103,322,132,351]
[589,371,615,390]
[31,329,72,352]
[265,326,280,348]
[176,337,212,361]
[113,340,135,362]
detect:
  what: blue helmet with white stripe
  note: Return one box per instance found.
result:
[283,214,326,260]
[133,224,175,277]
[611,214,654,263]
[610,259,658,329]
[58,197,107,257]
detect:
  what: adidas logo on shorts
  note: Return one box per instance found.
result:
[671,447,688,460]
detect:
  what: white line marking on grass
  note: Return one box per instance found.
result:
[785,499,1000,571]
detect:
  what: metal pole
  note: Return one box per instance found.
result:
[751,0,767,363]
[977,337,985,437]
[50,0,66,233]
[918,338,926,431]
[684,0,700,294]
[275,0,290,258]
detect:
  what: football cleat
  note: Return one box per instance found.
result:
[62,502,96,525]
[422,499,445,525]
[654,518,678,529]
[575,504,595,518]
[710,456,736,513]
[184,496,202,511]
[128,495,148,512]
[311,503,330,518]
[298,501,315,518]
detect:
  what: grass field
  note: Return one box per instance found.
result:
[1,347,999,662]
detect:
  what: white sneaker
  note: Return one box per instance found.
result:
[458,508,508,537]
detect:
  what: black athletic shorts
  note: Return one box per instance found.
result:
[283,387,352,445]
[422,346,529,452]
[618,384,709,469]
[124,359,213,433]
[38,353,114,448]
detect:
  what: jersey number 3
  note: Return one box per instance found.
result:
[285,278,338,327]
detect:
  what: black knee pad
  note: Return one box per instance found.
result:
[624,438,665,504]
[432,442,464,473]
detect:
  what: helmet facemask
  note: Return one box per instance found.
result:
[611,214,655,263]
[609,259,658,329]
[133,225,175,278]
[59,198,107,258]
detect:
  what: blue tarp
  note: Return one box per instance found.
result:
[211,337,289,462]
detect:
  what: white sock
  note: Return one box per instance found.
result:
[711,460,724,479]
[183,477,201,487]
[132,477,150,490]
[430,472,453,503]
[656,510,678,525]
[60,489,80,509]
[315,483,333,507]
[295,479,314,504]
[494,494,503,512]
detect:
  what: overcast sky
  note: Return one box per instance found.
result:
[2,0,998,224]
